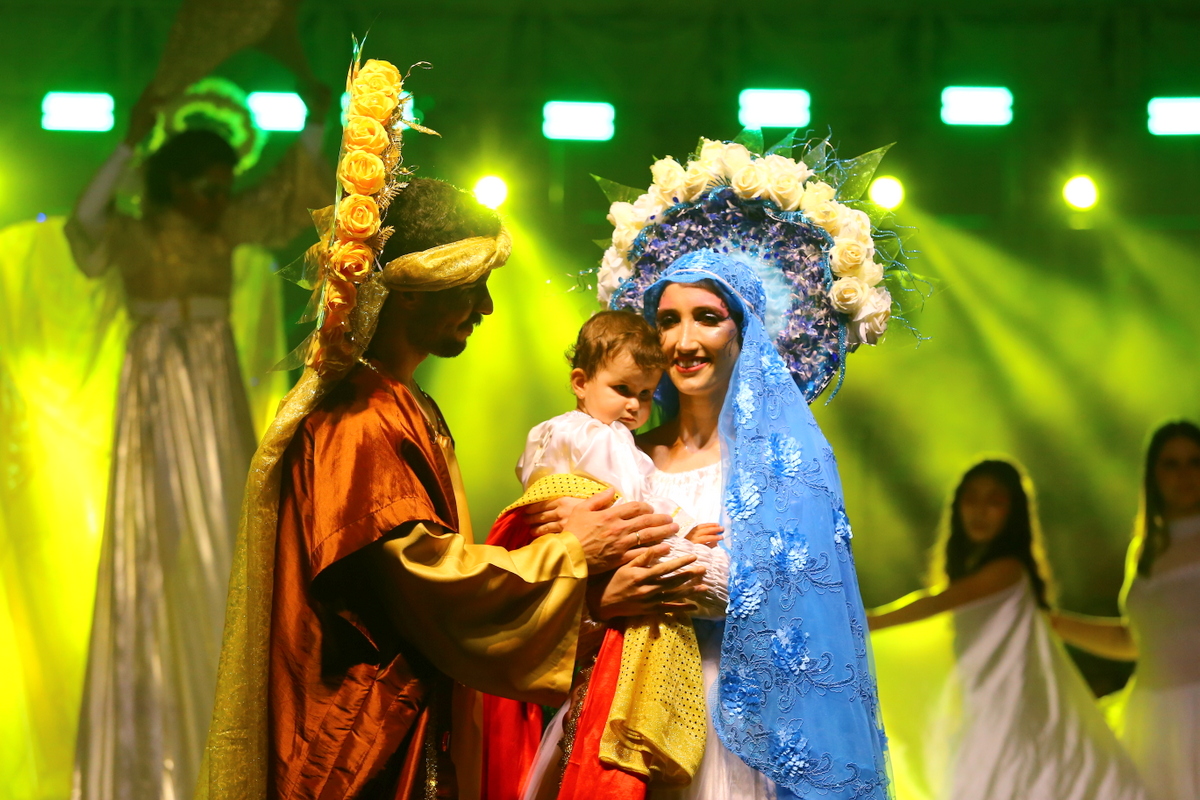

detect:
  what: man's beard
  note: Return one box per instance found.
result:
[407,312,483,358]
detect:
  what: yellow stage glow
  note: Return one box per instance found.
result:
[869,176,905,210]
[473,176,509,209]
[1063,175,1097,210]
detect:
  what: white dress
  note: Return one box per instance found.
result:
[1120,514,1200,800]
[871,577,1146,800]
[648,464,776,800]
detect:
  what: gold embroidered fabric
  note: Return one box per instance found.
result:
[382,228,512,291]
[599,614,707,786]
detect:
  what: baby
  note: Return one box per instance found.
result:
[517,310,722,548]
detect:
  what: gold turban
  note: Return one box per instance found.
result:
[382,227,511,291]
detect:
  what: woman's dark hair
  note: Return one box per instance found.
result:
[144,129,238,207]
[380,177,502,260]
[1135,419,1200,576]
[569,310,669,378]
[929,459,1055,608]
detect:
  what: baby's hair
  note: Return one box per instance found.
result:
[568,310,669,378]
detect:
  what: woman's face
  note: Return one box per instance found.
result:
[654,282,741,400]
[958,475,1011,545]
[1154,436,1200,519]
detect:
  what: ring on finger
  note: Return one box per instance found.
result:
[635,531,642,546]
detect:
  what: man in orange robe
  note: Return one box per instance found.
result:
[258,179,697,800]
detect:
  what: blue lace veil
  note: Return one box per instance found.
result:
[644,250,891,800]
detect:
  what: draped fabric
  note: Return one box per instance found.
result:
[0,217,285,800]
[642,250,890,800]
[870,578,1146,800]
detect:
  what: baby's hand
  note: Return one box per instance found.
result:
[685,523,724,548]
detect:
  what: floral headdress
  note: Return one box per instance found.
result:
[596,130,910,401]
[143,77,266,174]
[278,46,439,379]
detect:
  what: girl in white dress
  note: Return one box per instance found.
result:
[869,459,1145,800]
[1052,420,1200,800]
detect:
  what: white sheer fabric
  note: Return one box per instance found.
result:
[1120,514,1200,800]
[71,297,255,800]
[648,464,775,800]
[872,577,1146,800]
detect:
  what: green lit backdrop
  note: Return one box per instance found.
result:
[1,2,1198,797]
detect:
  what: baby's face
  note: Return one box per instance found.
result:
[574,351,661,430]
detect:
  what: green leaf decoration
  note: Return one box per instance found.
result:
[766,130,799,158]
[593,237,613,251]
[733,127,765,155]
[834,143,893,202]
[592,174,644,205]
[800,138,830,173]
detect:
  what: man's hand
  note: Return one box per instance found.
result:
[588,546,706,620]
[561,489,678,574]
[523,496,584,537]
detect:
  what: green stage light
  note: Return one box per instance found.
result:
[869,176,905,210]
[1148,97,1200,135]
[1063,175,1097,210]
[474,175,508,209]
[247,92,307,131]
[738,89,811,128]
[41,93,114,132]
[940,86,1013,126]
[542,101,615,141]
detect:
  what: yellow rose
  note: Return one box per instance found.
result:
[347,90,398,122]
[650,157,688,204]
[683,160,722,200]
[343,115,391,154]
[800,181,836,216]
[328,239,377,283]
[358,59,402,89]
[336,194,381,240]
[353,70,402,99]
[322,277,358,333]
[829,237,876,278]
[338,150,388,196]
[807,200,842,233]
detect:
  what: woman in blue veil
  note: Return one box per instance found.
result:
[634,249,890,800]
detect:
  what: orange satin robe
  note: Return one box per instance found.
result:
[268,364,587,800]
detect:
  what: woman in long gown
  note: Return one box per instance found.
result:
[64,98,327,800]
[868,459,1145,800]
[1052,420,1200,800]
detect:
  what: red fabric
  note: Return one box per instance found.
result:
[557,627,648,800]
[480,508,545,800]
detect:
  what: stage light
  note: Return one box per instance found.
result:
[474,176,508,209]
[737,89,812,129]
[247,92,307,131]
[542,101,615,141]
[1063,175,1097,210]
[869,176,905,210]
[1148,97,1200,135]
[41,92,114,131]
[940,87,1013,126]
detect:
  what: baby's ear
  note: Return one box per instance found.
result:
[569,367,589,399]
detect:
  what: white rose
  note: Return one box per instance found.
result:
[829,237,876,277]
[837,207,872,244]
[683,159,722,201]
[650,157,688,204]
[607,201,640,252]
[597,246,633,305]
[848,286,892,345]
[807,200,842,234]
[800,181,836,216]
[829,276,871,314]
[731,160,772,200]
[758,155,805,209]
[698,139,752,179]
[632,191,668,226]
[793,160,814,184]
[858,258,885,287]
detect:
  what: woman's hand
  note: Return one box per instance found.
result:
[523,496,583,537]
[588,545,706,620]
[685,522,724,548]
